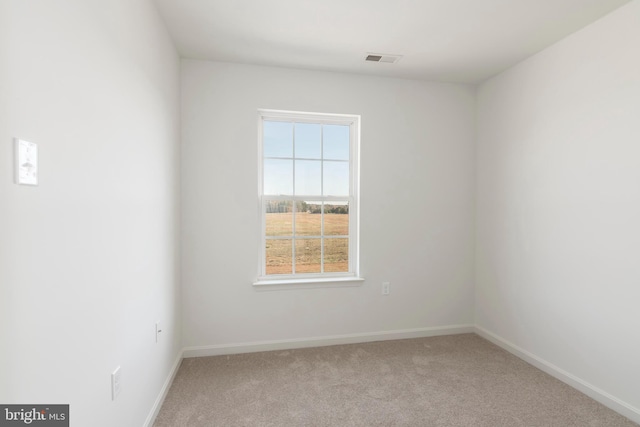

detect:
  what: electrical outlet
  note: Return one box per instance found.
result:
[156,321,162,343]
[111,366,121,401]
[382,282,390,295]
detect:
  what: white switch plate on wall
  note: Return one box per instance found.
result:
[111,366,122,400]
[382,282,390,295]
[14,138,38,185]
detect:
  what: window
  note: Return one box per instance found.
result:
[257,109,360,284]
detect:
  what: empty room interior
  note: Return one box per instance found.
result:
[1,0,640,426]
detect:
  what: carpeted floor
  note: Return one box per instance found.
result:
[154,334,637,426]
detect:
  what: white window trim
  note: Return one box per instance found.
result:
[256,109,362,286]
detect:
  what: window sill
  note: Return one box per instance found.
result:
[253,276,365,291]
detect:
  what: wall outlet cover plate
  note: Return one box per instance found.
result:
[15,138,38,186]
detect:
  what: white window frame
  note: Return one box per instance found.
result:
[255,109,362,286]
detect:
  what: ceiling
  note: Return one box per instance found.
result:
[154,0,630,84]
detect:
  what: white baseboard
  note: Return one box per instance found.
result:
[182,324,475,358]
[143,350,184,427]
[475,325,640,425]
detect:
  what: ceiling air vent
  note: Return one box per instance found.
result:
[365,53,402,64]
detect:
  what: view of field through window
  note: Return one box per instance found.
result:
[265,202,349,274]
[261,115,355,277]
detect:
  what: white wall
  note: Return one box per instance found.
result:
[0,1,181,426]
[476,0,640,420]
[181,61,476,350]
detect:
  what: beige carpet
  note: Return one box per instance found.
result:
[154,334,637,426]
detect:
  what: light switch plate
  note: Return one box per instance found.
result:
[15,138,38,185]
[111,366,122,400]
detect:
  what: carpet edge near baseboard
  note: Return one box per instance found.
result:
[474,325,640,425]
[181,324,475,358]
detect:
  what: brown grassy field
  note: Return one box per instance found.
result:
[266,212,348,274]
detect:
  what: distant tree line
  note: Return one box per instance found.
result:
[321,204,349,214]
[265,201,348,214]
[265,200,292,213]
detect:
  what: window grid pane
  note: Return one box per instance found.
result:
[263,121,293,158]
[323,124,350,160]
[265,239,292,275]
[294,123,321,159]
[264,159,293,195]
[295,160,322,196]
[265,200,292,236]
[324,238,349,273]
[295,239,321,273]
[295,201,321,236]
[324,202,349,236]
